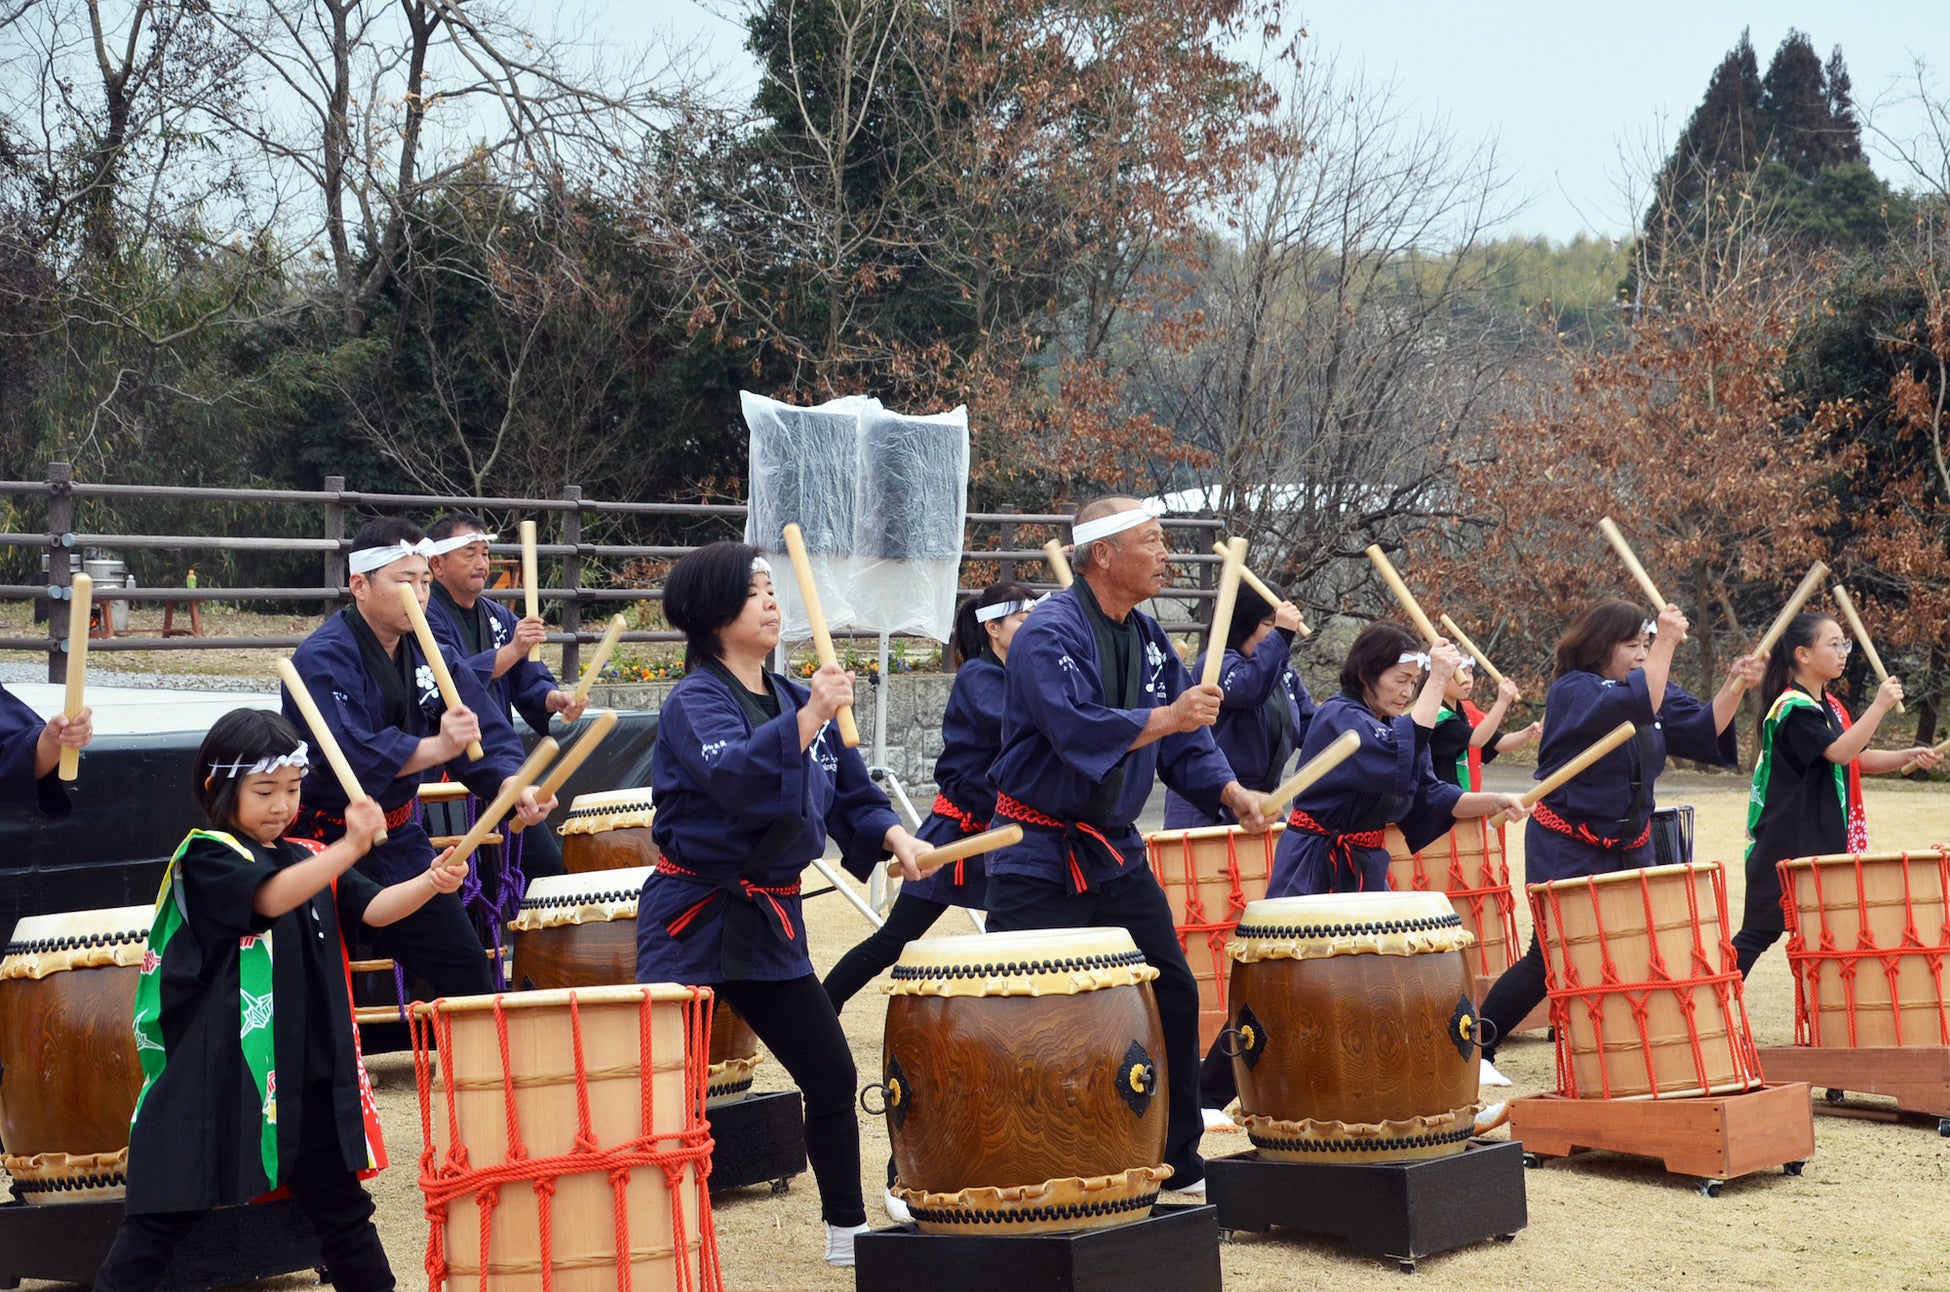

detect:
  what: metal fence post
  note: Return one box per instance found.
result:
[997,501,1016,583]
[560,485,583,684]
[46,461,73,684]
[322,475,346,608]
[1197,508,1217,659]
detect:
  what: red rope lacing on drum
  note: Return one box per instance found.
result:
[1777,848,1950,1048]
[930,794,988,884]
[410,988,725,1292]
[1285,809,1385,890]
[1529,801,1652,853]
[1147,826,1280,1024]
[1384,817,1522,979]
[1530,865,1763,1099]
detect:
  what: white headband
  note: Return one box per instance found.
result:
[208,742,310,780]
[428,530,497,556]
[1072,501,1164,546]
[976,598,1035,623]
[1455,656,1475,671]
[752,556,772,575]
[349,539,435,575]
[1399,651,1431,670]
[1641,619,1657,636]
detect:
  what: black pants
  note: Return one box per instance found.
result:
[715,974,866,1228]
[96,1097,393,1292]
[1731,850,1788,978]
[823,892,957,1010]
[1479,935,1549,1063]
[371,890,495,998]
[985,868,1206,1190]
[1198,1037,1238,1111]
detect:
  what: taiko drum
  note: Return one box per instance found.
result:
[1530,861,1763,1099]
[412,985,719,1292]
[1145,822,1282,1049]
[1384,820,1521,981]
[0,906,152,1203]
[558,788,659,873]
[1225,891,1483,1162]
[879,927,1171,1234]
[1778,849,1950,1049]
[506,869,761,1105]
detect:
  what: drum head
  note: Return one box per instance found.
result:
[3,906,154,980]
[508,868,652,931]
[1231,891,1471,961]
[560,787,655,835]
[888,926,1155,997]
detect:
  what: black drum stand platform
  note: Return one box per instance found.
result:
[1205,1139,1527,1272]
[854,1202,1222,1292]
[707,1088,807,1195]
[0,1193,322,1290]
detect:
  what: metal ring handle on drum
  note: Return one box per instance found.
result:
[858,1082,891,1117]
[1449,996,1497,1058]
[1216,1026,1247,1059]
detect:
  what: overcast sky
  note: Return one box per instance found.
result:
[616,1,1949,242]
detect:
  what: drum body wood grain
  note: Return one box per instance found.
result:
[1531,861,1762,1099]
[1384,820,1520,980]
[507,869,760,1105]
[0,906,152,1203]
[558,788,659,873]
[882,928,1171,1234]
[1779,850,1950,1048]
[1146,822,1281,1049]
[1226,892,1481,1162]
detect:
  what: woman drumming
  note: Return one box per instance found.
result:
[1731,613,1938,977]
[823,581,1037,1010]
[1476,601,1761,1060]
[1161,583,1315,828]
[634,542,927,1268]
[1267,623,1527,898]
[1430,664,1538,792]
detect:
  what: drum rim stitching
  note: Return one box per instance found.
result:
[1231,913,1463,939]
[889,948,1150,979]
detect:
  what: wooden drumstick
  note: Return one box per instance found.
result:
[568,614,628,706]
[1044,539,1074,589]
[437,737,558,872]
[1201,537,1249,688]
[1830,583,1902,715]
[1258,729,1362,816]
[1488,720,1637,828]
[1899,735,1950,776]
[1213,542,1311,637]
[1438,614,1506,690]
[276,656,388,845]
[1734,562,1831,699]
[780,522,861,748]
[58,573,92,781]
[522,707,620,823]
[520,520,542,663]
[395,581,485,760]
[1597,516,1669,615]
[885,824,1026,877]
[1364,545,1441,645]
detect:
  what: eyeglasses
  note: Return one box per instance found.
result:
[1823,639,1853,656]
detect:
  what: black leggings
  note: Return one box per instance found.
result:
[1479,935,1549,1063]
[823,892,960,1010]
[715,974,866,1228]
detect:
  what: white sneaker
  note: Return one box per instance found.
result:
[1473,1101,1510,1135]
[883,1188,913,1225]
[825,1221,871,1267]
[1480,1058,1514,1087]
[1201,1106,1237,1131]
[1172,1177,1207,1198]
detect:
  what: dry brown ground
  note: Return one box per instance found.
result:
[20,781,1950,1291]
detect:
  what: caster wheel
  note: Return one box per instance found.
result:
[1937,1118,1950,1138]
[1494,1234,1517,1244]
[314,1270,331,1286]
[770,1178,791,1195]
[1397,1260,1417,1274]
[1783,1161,1805,1177]
[1522,1153,1543,1168]
[1699,1180,1723,1198]
[1823,1087,1846,1105]
[1218,1230,1235,1245]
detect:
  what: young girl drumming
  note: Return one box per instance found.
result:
[1268,623,1527,897]
[1731,612,1938,977]
[636,542,927,1268]
[1429,664,1539,792]
[1161,583,1315,828]
[823,580,1036,1010]
[96,709,468,1292]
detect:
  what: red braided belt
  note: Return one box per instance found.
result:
[655,857,803,943]
[1531,800,1652,852]
[1286,809,1387,890]
[295,798,415,838]
[993,791,1124,894]
[928,794,990,885]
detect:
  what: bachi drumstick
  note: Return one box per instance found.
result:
[1365,545,1442,645]
[1899,736,1949,776]
[437,738,558,872]
[781,522,861,748]
[568,614,628,706]
[276,656,388,845]
[1438,614,1506,690]
[1212,542,1311,637]
[1733,562,1831,699]
[1598,516,1688,643]
[885,824,1026,877]
[1202,537,1249,687]
[520,520,543,663]
[396,581,485,760]
[1830,584,1902,715]
[511,707,620,833]
[1044,539,1074,589]
[1258,729,1363,817]
[1488,721,1638,828]
[58,573,93,781]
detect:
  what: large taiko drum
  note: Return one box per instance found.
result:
[879,928,1171,1234]
[1224,892,1483,1162]
[1384,820,1521,980]
[0,906,151,1203]
[558,788,659,873]
[412,985,719,1292]
[1145,822,1282,1048]
[1531,861,1763,1099]
[506,869,761,1105]
[1778,849,1950,1048]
